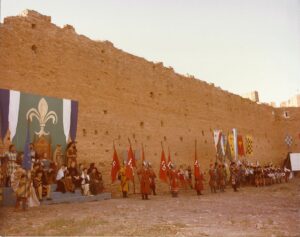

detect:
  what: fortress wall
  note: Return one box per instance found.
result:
[0,11,299,191]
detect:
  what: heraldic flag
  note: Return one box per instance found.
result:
[0,88,78,153]
[159,148,168,183]
[245,135,253,155]
[111,145,120,183]
[237,135,245,156]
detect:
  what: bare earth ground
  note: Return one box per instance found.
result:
[1,178,299,237]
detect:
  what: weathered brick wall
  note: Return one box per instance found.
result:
[0,10,299,192]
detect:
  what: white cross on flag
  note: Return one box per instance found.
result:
[285,135,293,147]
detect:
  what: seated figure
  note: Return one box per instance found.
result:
[89,167,104,195]
[81,168,90,196]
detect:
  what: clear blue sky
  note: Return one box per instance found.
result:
[1,0,299,105]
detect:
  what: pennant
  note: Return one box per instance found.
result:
[225,136,233,161]
[213,130,222,150]
[237,135,245,156]
[220,134,226,156]
[63,99,71,142]
[228,134,235,158]
[111,145,120,183]
[245,135,253,155]
[159,149,168,183]
[232,128,238,159]
[8,90,20,141]
[70,100,78,142]
[0,89,10,141]
[22,120,31,170]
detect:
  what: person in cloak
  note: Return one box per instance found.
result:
[169,163,180,197]
[195,168,205,196]
[137,161,151,200]
[209,163,217,193]
[148,162,157,195]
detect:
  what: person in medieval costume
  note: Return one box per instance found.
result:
[53,144,64,168]
[5,144,18,187]
[169,163,180,197]
[230,162,238,192]
[56,164,67,193]
[68,161,81,188]
[137,161,151,200]
[217,164,225,192]
[148,162,157,195]
[195,168,204,196]
[81,168,90,196]
[90,167,104,195]
[66,142,77,168]
[209,163,217,193]
[118,161,129,198]
[15,173,31,211]
[29,143,37,167]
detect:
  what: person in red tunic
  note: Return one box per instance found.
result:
[137,161,151,200]
[148,163,157,195]
[169,164,180,197]
[195,169,204,195]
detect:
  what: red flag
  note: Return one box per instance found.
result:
[167,149,172,171]
[194,140,200,178]
[128,144,136,168]
[125,144,135,180]
[237,135,245,156]
[111,145,120,183]
[159,149,168,183]
[194,159,200,178]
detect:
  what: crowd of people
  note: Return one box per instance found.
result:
[208,160,292,193]
[0,142,293,209]
[0,142,104,211]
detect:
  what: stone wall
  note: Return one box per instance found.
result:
[0,10,299,192]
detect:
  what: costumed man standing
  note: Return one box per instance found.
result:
[66,142,77,167]
[118,161,129,198]
[148,162,157,195]
[194,166,204,196]
[137,161,151,200]
[169,163,180,197]
[53,144,64,168]
[209,163,217,193]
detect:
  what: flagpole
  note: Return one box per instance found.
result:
[195,139,197,161]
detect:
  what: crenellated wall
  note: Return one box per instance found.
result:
[0,10,299,192]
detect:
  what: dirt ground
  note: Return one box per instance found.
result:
[1,178,299,237]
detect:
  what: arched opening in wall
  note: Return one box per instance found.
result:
[31,44,37,53]
[31,23,36,29]
[149,92,154,98]
[103,110,108,114]
[105,131,109,135]
[82,129,87,137]
[140,121,144,128]
[101,49,105,54]
[283,111,290,118]
[180,136,183,142]
[94,130,98,135]
[202,130,205,136]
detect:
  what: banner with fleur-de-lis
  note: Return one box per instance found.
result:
[0,88,78,153]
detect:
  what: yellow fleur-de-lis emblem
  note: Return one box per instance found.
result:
[26,98,58,137]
